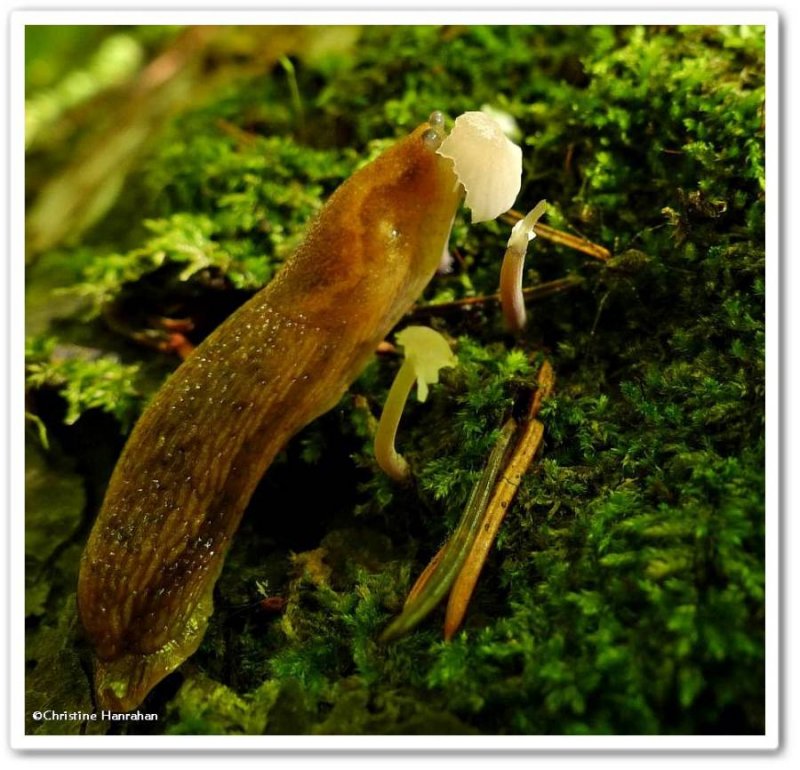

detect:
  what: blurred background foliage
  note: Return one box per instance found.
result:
[25,24,765,736]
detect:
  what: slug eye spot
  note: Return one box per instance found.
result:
[428,110,445,128]
[421,128,442,151]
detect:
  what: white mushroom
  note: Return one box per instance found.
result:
[374,326,457,482]
[436,111,523,223]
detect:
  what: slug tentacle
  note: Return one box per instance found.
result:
[428,110,445,129]
[421,128,443,151]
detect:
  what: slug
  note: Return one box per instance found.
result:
[77,115,464,712]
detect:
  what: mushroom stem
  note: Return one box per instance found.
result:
[374,359,417,482]
[500,199,548,332]
[375,325,456,483]
[499,243,528,332]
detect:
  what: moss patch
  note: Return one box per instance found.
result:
[25,24,765,735]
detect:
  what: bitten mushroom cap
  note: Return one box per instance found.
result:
[436,111,523,223]
[395,325,457,402]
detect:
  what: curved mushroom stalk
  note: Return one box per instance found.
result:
[500,200,548,332]
[374,326,456,482]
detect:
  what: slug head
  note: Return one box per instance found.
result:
[271,112,463,335]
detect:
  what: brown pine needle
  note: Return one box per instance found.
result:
[443,360,554,640]
[530,359,556,416]
[380,420,518,642]
[412,275,584,317]
[404,544,447,609]
[444,419,545,640]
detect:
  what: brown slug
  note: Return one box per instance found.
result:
[77,115,465,712]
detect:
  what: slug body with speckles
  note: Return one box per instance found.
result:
[78,118,461,712]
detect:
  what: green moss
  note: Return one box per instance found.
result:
[26,336,144,431]
[25,24,765,736]
[166,674,279,735]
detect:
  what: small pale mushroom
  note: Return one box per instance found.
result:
[436,111,523,223]
[374,326,457,482]
[499,199,548,332]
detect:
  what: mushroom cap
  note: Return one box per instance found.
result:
[437,111,523,223]
[395,325,457,402]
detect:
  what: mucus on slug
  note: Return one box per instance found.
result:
[77,113,464,712]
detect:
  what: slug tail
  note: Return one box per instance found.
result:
[92,583,215,713]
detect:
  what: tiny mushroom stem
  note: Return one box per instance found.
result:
[374,359,417,482]
[374,326,457,483]
[499,199,548,332]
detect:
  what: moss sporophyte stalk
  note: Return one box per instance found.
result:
[25,25,765,736]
